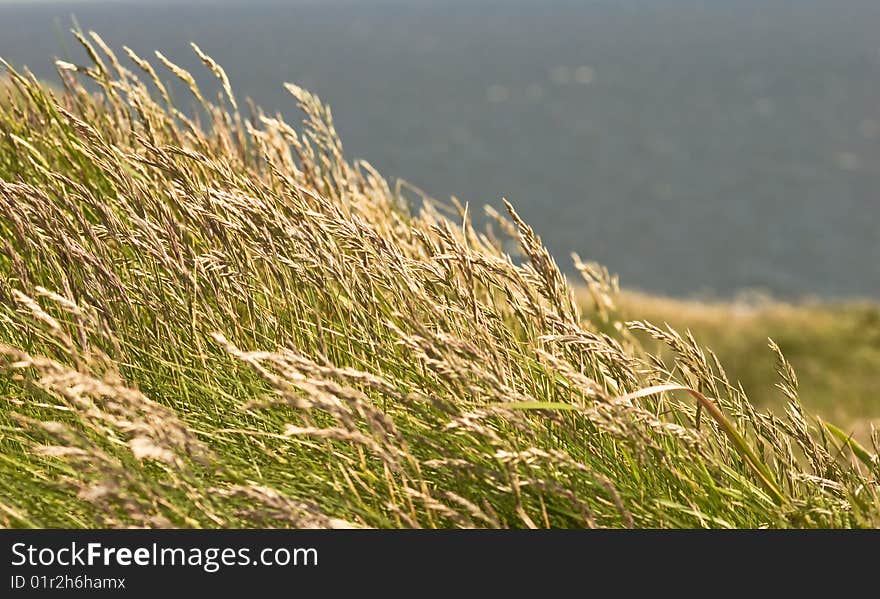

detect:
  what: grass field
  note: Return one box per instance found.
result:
[618,292,880,440]
[0,36,877,528]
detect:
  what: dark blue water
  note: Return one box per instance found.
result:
[2,0,879,298]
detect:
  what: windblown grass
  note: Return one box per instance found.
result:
[0,35,877,528]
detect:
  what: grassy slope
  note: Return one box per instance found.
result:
[0,40,878,529]
[618,292,880,439]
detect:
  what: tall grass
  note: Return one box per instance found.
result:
[0,35,877,528]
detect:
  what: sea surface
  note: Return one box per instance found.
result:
[1,0,879,298]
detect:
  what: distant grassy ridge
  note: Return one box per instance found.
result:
[617,292,880,438]
[0,37,877,529]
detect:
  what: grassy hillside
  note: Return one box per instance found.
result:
[0,36,877,528]
[618,292,880,440]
